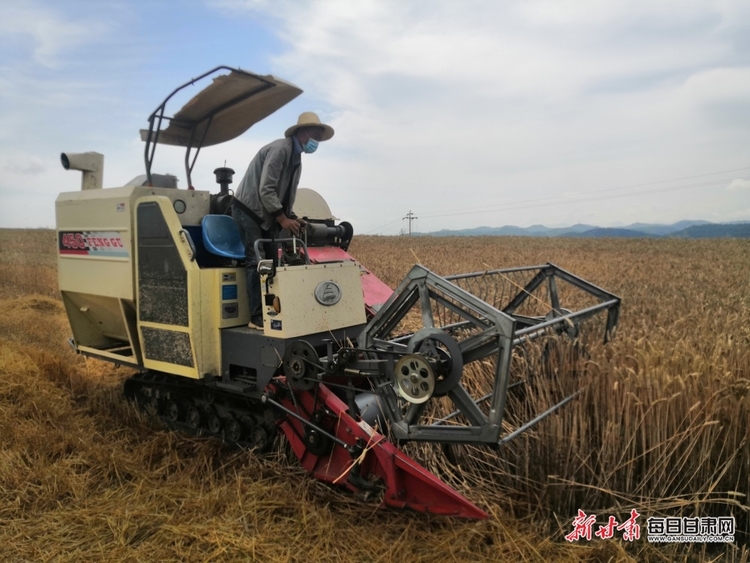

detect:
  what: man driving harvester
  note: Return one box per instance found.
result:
[231,111,335,330]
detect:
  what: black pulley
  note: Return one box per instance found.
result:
[283,340,320,390]
[406,328,463,396]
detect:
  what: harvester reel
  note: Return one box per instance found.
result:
[406,328,463,397]
[395,354,436,404]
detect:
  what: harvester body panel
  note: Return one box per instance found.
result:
[259,262,366,338]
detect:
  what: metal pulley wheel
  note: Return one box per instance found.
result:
[395,354,436,404]
[283,340,319,390]
[406,328,463,396]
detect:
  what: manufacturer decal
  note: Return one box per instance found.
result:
[314,280,342,306]
[58,231,128,258]
[271,319,282,330]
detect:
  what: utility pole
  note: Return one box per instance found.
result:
[403,210,418,236]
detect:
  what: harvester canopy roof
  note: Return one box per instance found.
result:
[140,70,303,148]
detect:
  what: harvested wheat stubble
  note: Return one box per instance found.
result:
[1,229,748,562]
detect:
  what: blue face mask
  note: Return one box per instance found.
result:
[303,138,319,154]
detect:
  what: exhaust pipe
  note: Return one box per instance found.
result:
[61,152,104,190]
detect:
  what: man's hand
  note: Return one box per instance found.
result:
[277,214,303,236]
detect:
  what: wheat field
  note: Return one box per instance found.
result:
[0,228,748,562]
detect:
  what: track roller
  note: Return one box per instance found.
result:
[206,409,222,434]
[184,403,202,430]
[163,399,181,423]
[224,416,243,443]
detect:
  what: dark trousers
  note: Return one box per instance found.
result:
[231,204,277,319]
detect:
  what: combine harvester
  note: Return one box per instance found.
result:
[56,67,620,519]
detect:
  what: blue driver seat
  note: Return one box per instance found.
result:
[201,215,245,260]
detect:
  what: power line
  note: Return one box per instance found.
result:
[421,177,747,219]
[417,166,750,219]
[361,165,750,234]
[363,216,404,235]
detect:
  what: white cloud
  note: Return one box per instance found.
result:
[727,178,750,191]
[2,0,750,231]
[0,3,109,68]
[209,1,747,232]
[682,67,750,103]
[0,153,46,175]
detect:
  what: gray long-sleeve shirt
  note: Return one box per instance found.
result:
[234,137,302,231]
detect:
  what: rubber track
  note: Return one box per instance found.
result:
[123,371,277,452]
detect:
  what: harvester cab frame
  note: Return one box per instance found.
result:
[57,66,621,519]
[141,65,302,191]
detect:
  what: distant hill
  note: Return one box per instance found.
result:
[619,220,711,236]
[415,221,750,239]
[422,223,597,237]
[672,223,750,238]
[567,228,654,238]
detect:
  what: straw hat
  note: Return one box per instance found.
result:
[285,112,335,141]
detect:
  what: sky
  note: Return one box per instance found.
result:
[1,0,749,235]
